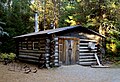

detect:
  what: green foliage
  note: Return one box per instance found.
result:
[8,53,16,60]
[0,53,8,60]
[30,0,60,30]
[59,0,120,61]
[106,38,120,59]
[0,53,16,61]
[0,0,34,53]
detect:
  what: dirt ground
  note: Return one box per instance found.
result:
[0,62,120,82]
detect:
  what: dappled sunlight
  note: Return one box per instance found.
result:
[65,16,77,26]
[110,43,117,52]
[111,2,116,8]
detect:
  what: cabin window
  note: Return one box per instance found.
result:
[33,42,39,50]
[22,42,27,49]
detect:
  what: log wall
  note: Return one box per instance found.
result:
[18,37,46,63]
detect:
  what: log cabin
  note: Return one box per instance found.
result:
[14,25,105,68]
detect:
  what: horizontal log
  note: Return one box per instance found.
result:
[55,42,58,45]
[55,56,58,59]
[54,63,59,66]
[54,38,58,40]
[79,43,89,45]
[79,53,97,55]
[79,43,90,45]
[79,49,97,52]
[19,52,40,57]
[79,59,96,62]
[45,57,49,60]
[19,49,45,53]
[45,54,50,57]
[54,53,58,56]
[79,56,95,59]
[79,46,97,49]
[18,58,39,63]
[54,60,59,62]
[80,39,96,42]
[55,46,58,49]
[79,61,97,66]
[18,55,39,60]
[46,61,50,63]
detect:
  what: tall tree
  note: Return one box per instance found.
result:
[0,0,34,53]
[30,0,60,30]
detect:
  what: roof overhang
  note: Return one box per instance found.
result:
[13,25,105,39]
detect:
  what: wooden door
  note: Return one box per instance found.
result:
[58,37,79,65]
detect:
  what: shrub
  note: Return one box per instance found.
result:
[0,53,16,61]
[8,53,16,60]
[0,53,8,60]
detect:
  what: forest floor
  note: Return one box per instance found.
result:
[0,62,120,82]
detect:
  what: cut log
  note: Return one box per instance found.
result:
[18,55,39,60]
[19,52,40,57]
[19,50,45,53]
[18,58,39,63]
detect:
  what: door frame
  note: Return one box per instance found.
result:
[58,36,80,65]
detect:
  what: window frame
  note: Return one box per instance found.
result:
[33,41,39,50]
